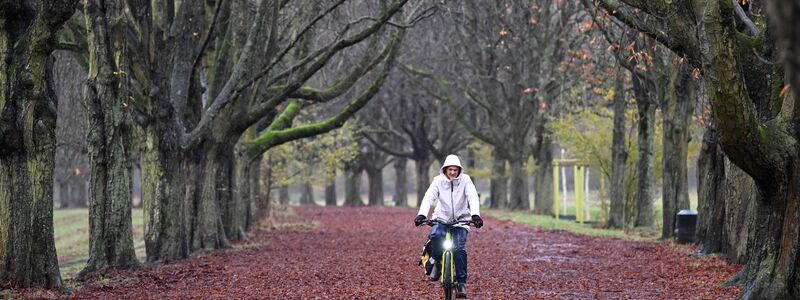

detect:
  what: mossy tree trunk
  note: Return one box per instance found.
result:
[595,0,800,295]
[231,147,250,241]
[632,74,655,228]
[0,0,77,289]
[696,129,756,263]
[193,142,231,250]
[245,156,261,231]
[608,70,628,229]
[81,0,139,275]
[660,64,693,238]
[140,124,190,262]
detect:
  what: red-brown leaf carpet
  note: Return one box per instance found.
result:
[67,206,741,299]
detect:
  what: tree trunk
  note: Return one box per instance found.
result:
[661,64,693,239]
[490,148,508,209]
[231,148,250,241]
[299,167,316,205]
[393,158,408,207]
[507,157,529,211]
[608,71,628,229]
[534,124,554,215]
[192,144,231,251]
[325,175,337,206]
[741,171,800,298]
[366,167,384,206]
[81,0,140,275]
[633,75,655,228]
[415,157,432,208]
[0,0,75,289]
[696,129,756,263]
[246,157,261,231]
[140,126,190,263]
[344,164,363,206]
[279,185,290,205]
[299,182,315,205]
[697,3,799,296]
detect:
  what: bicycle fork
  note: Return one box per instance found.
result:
[441,230,456,284]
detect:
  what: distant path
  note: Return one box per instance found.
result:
[70,206,741,299]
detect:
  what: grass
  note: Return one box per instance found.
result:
[484,209,659,242]
[54,208,145,280]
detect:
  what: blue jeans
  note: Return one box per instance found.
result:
[429,224,468,283]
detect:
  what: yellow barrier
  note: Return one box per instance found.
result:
[552,159,586,224]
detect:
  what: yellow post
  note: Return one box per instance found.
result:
[575,165,584,224]
[553,161,560,219]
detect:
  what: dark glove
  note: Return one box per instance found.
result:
[415,215,427,227]
[472,215,484,228]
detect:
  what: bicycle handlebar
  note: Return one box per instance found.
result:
[418,219,474,227]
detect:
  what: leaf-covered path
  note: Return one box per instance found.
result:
[70,206,741,299]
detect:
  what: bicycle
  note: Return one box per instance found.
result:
[417,219,474,300]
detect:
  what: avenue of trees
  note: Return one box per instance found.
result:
[1,0,799,298]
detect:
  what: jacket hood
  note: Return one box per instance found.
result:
[440,154,464,178]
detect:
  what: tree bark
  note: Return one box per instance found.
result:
[660,64,693,239]
[344,163,363,206]
[299,168,316,206]
[81,0,140,275]
[231,146,250,240]
[697,3,799,297]
[490,148,508,209]
[366,166,384,206]
[325,175,337,206]
[393,158,408,207]
[279,185,290,205]
[608,71,627,229]
[534,125,554,215]
[414,157,432,208]
[633,75,655,228]
[0,0,76,289]
[140,124,190,262]
[696,129,756,263]
[193,143,231,250]
[592,0,800,296]
[246,157,261,231]
[507,157,529,211]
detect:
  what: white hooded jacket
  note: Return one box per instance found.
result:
[417,155,480,229]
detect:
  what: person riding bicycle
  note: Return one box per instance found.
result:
[414,154,484,299]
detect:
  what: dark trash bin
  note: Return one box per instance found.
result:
[675,209,697,244]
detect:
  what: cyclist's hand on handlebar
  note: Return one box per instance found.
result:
[471,215,484,228]
[415,215,427,227]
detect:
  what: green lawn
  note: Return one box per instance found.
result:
[54,208,145,279]
[484,209,659,241]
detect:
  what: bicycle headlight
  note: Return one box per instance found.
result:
[443,240,454,250]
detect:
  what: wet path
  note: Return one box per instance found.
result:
[71,206,741,299]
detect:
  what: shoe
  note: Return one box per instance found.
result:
[456,283,467,298]
[429,263,440,281]
[425,259,435,276]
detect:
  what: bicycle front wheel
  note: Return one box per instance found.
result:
[442,251,453,300]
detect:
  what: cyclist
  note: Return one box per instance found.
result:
[414,154,484,299]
